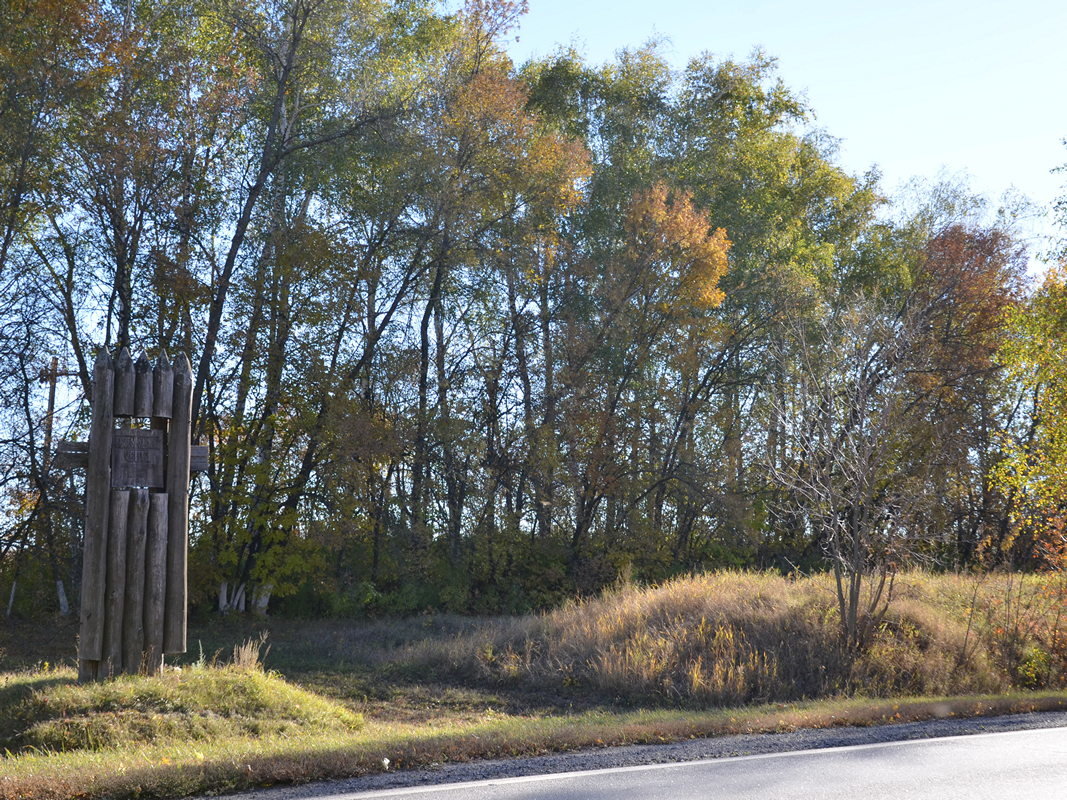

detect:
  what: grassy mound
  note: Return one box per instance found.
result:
[0,664,363,754]
[418,571,1066,705]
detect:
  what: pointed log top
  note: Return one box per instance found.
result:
[152,349,175,419]
[116,347,132,368]
[93,349,113,370]
[174,353,192,375]
[135,351,151,370]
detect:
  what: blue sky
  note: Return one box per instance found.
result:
[503,0,1067,261]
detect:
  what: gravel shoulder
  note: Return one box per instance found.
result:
[217,709,1067,800]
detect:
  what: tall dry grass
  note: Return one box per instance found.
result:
[411,571,1067,706]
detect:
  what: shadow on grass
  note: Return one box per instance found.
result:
[0,674,75,750]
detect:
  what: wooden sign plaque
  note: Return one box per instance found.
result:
[111,429,165,488]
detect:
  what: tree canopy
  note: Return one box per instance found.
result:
[0,0,1056,625]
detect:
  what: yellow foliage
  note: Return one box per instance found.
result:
[992,262,1067,566]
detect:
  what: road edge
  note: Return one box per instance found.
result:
[216,707,1067,800]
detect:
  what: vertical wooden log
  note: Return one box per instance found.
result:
[78,351,114,681]
[163,354,192,655]
[149,356,170,665]
[122,488,149,674]
[152,352,173,419]
[143,493,168,674]
[113,347,134,417]
[102,489,129,677]
[134,352,154,417]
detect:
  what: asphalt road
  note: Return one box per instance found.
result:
[311,726,1067,800]
[221,711,1067,800]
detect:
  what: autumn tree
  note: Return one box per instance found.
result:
[993,264,1067,567]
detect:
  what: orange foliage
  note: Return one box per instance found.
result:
[916,224,1025,374]
[442,63,590,219]
[625,184,731,310]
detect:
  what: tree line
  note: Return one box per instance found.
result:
[1,0,1064,620]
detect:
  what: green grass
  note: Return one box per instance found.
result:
[2,570,1067,799]
[0,664,362,754]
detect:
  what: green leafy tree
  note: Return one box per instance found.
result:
[993,264,1067,567]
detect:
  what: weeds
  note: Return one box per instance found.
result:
[232,632,270,670]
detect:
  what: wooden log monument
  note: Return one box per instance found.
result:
[59,348,207,681]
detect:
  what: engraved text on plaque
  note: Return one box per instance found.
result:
[111,429,165,488]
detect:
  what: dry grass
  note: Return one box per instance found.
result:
[410,571,1067,704]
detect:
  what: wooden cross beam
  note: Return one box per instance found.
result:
[56,440,209,473]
